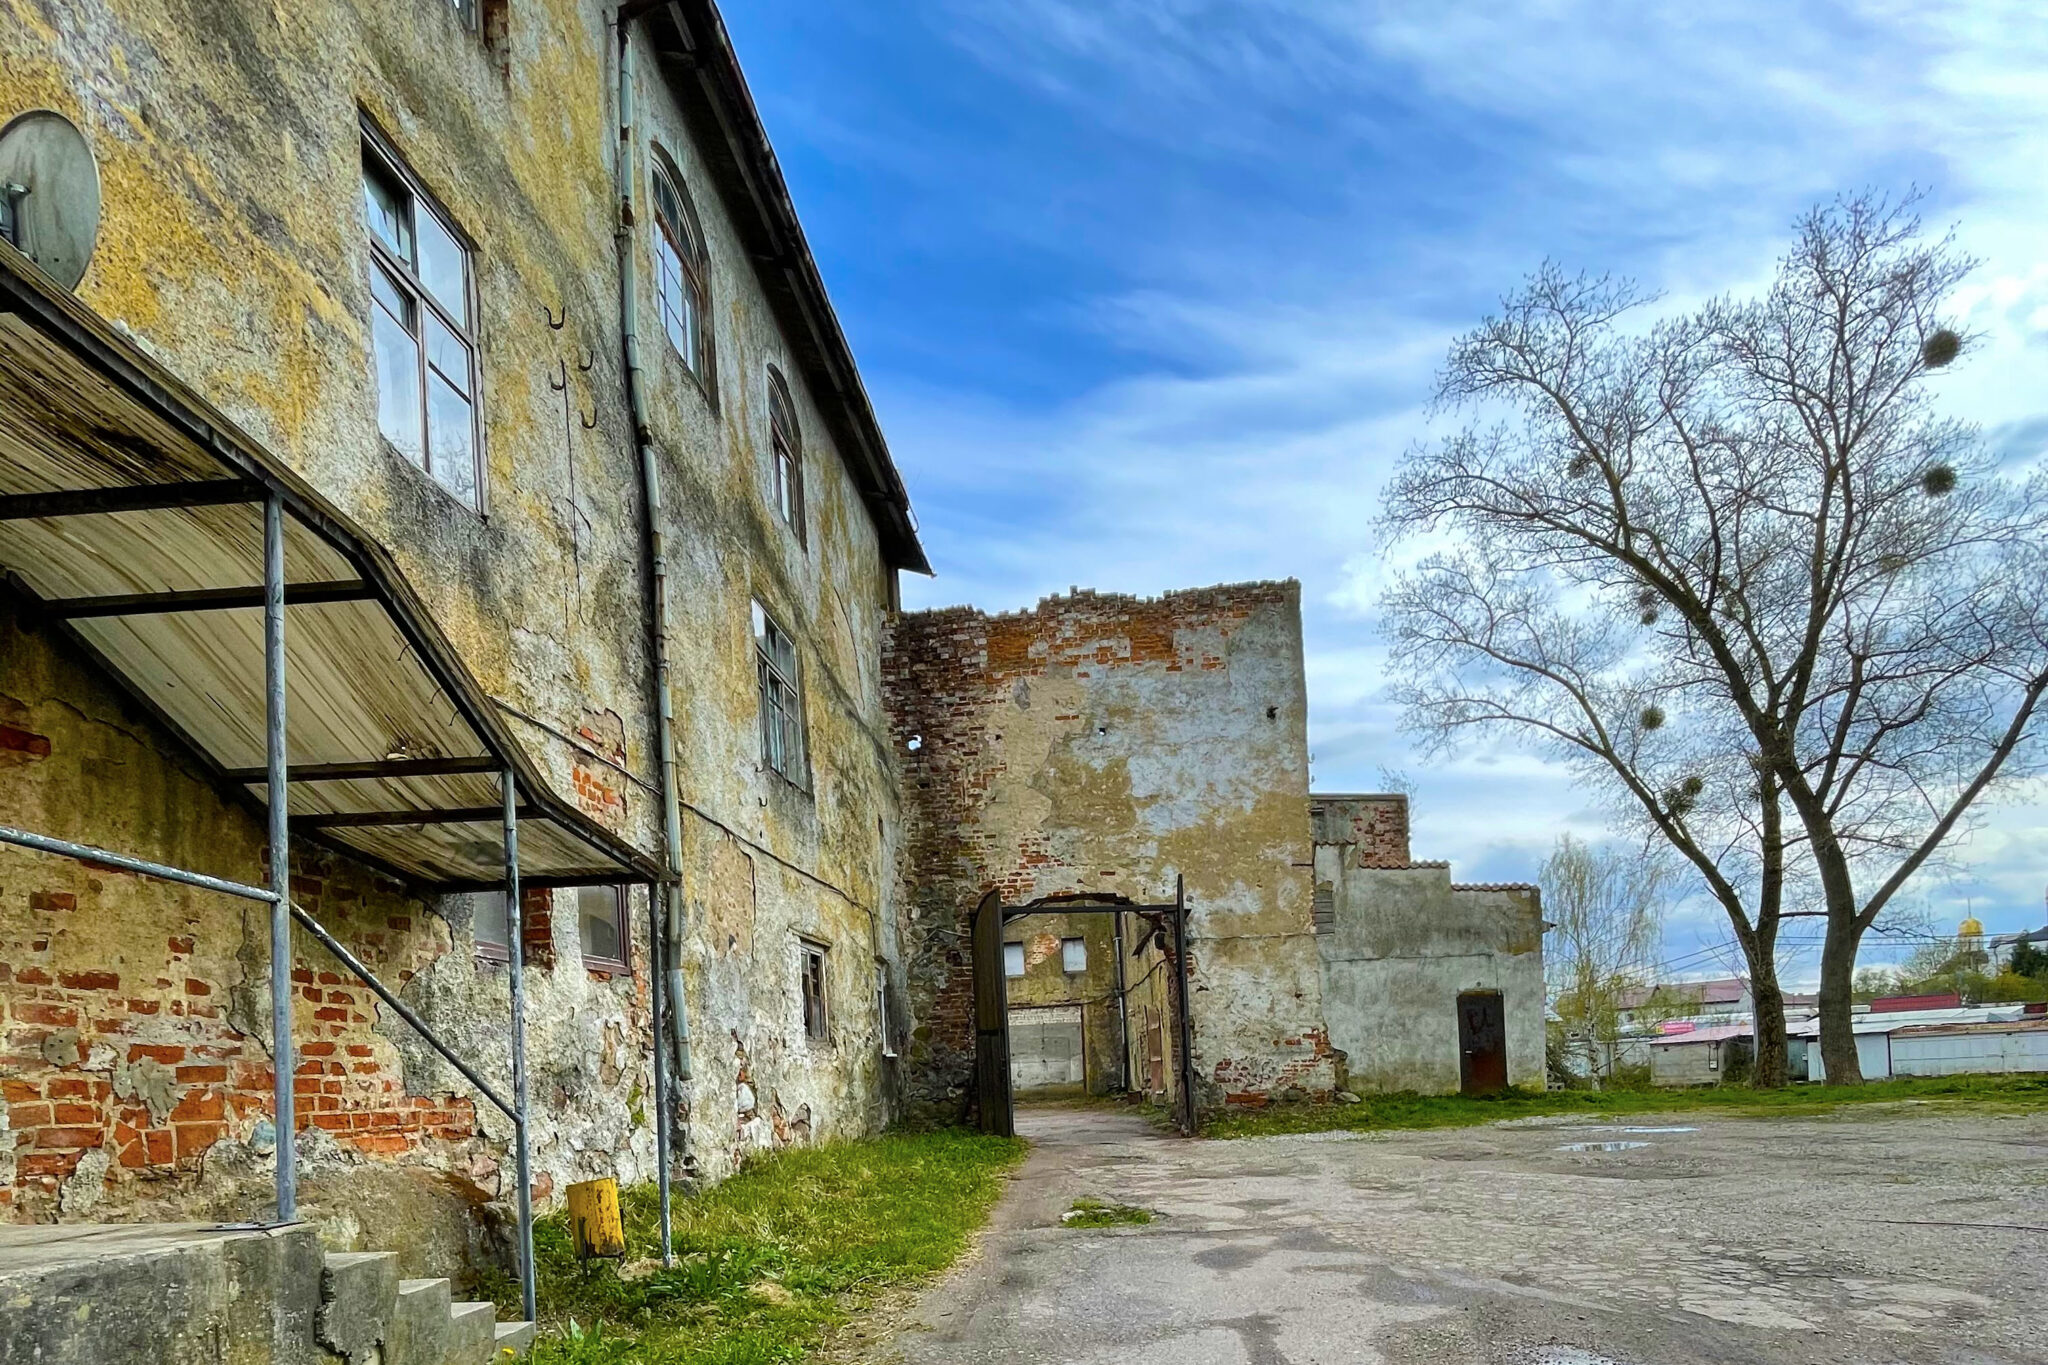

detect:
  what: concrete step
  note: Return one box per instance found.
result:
[494,1320,537,1356]
[318,1250,400,1361]
[388,1277,454,1365]
[447,1301,498,1361]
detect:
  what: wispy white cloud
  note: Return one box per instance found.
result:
[861,0,2048,945]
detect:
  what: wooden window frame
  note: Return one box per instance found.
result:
[360,121,485,511]
[651,152,715,402]
[577,884,632,976]
[767,366,805,548]
[800,938,830,1044]
[753,601,806,786]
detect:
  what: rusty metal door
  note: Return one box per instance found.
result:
[1458,990,1508,1096]
[970,889,1015,1136]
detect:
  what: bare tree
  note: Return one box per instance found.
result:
[1541,835,1668,1087]
[1379,194,2048,1085]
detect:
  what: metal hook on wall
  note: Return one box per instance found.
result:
[543,302,566,330]
[579,408,599,430]
[549,359,567,392]
[576,348,595,373]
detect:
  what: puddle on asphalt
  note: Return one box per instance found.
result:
[1555,1140,1651,1152]
[1516,1351,1631,1365]
[1621,1126,1696,1134]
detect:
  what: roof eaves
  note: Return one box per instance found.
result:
[644,1,930,576]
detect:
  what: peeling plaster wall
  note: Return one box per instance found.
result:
[1000,912,1123,1095]
[0,598,653,1281]
[2,0,905,1259]
[885,583,1338,1121]
[626,26,905,1183]
[1313,796,1547,1093]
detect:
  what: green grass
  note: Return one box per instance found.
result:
[1202,1073,2048,1139]
[1059,1197,1154,1228]
[488,1128,1026,1364]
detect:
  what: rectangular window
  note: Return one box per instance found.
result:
[1061,937,1087,974]
[474,889,509,961]
[876,961,898,1059]
[362,130,482,509]
[1003,942,1025,979]
[753,603,805,784]
[578,885,630,973]
[801,940,829,1042]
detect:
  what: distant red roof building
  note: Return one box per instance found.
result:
[1869,992,1963,1013]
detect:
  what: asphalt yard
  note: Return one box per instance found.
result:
[873,1099,2046,1365]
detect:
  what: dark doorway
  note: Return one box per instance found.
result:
[1457,990,1508,1096]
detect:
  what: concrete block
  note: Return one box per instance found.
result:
[389,1277,454,1365]
[447,1301,498,1362]
[493,1320,537,1357]
[319,1251,400,1361]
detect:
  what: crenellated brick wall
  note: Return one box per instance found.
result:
[884,582,1338,1121]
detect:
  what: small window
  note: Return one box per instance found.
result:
[767,367,805,547]
[801,940,829,1042]
[753,602,805,784]
[474,889,509,961]
[876,961,898,1059]
[578,885,630,973]
[1003,942,1025,979]
[652,156,712,389]
[1061,937,1087,974]
[362,132,482,508]
[445,0,479,29]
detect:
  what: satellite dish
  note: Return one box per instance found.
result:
[0,110,101,290]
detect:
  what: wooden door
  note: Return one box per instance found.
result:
[1458,990,1508,1096]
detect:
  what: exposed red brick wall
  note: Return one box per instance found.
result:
[1311,794,1411,867]
[0,845,482,1216]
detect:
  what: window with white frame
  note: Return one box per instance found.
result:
[652,154,712,391]
[362,131,482,509]
[767,366,805,547]
[754,602,805,783]
[1003,942,1025,979]
[1060,936,1087,974]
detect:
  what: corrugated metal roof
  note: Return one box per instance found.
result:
[0,244,661,891]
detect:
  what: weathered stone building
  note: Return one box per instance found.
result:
[885,583,1341,1120]
[1312,795,1547,1094]
[1,0,920,1283]
[1,9,1547,1345]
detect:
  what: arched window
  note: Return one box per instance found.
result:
[651,155,711,387]
[767,366,805,546]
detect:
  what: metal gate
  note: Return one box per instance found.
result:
[970,878,1199,1136]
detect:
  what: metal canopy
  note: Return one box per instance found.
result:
[0,245,660,890]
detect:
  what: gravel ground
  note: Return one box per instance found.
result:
[874,1100,2047,1364]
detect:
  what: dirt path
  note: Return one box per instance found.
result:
[865,1100,2046,1364]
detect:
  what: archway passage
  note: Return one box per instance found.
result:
[969,880,1199,1137]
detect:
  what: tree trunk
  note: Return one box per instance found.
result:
[1817,913,1864,1084]
[1748,972,1789,1089]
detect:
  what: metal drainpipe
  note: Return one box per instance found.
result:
[617,13,688,1267]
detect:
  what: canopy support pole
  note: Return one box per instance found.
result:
[503,770,538,1325]
[264,492,296,1224]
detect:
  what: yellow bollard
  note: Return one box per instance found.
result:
[565,1177,626,1261]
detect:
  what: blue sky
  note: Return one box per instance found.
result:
[722,2,2048,978]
